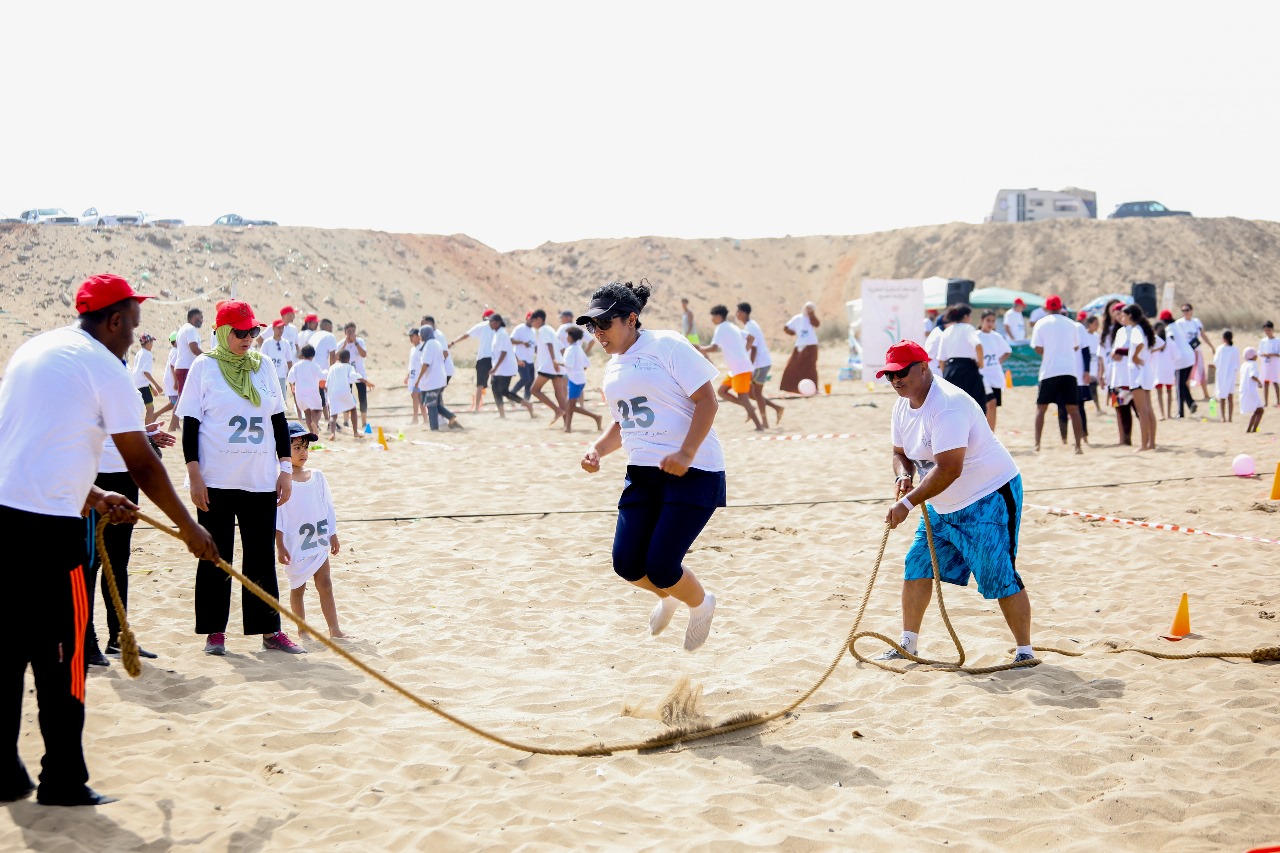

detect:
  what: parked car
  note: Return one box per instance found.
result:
[213,213,277,227]
[1108,201,1191,219]
[144,214,185,228]
[19,208,79,225]
[80,207,145,227]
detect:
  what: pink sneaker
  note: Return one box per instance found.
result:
[262,631,307,654]
[204,632,226,656]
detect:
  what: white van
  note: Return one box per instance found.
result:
[988,188,1096,222]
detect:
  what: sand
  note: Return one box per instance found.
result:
[3,344,1278,851]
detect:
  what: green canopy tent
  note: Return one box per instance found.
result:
[923,287,1046,314]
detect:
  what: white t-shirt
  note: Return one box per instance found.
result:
[175,354,286,493]
[742,319,773,368]
[175,322,202,369]
[1030,314,1080,380]
[510,323,536,365]
[1179,317,1205,350]
[261,337,296,379]
[534,326,562,375]
[936,322,981,362]
[297,328,314,351]
[287,359,325,411]
[467,321,496,359]
[275,470,337,590]
[1126,325,1154,390]
[1240,360,1263,411]
[415,339,447,391]
[340,338,367,376]
[131,347,154,389]
[601,330,724,472]
[1213,344,1239,398]
[710,321,754,376]
[891,376,1020,515]
[407,343,422,379]
[281,324,299,350]
[1259,335,1280,382]
[924,325,945,375]
[556,323,585,353]
[325,362,363,414]
[564,342,590,385]
[1164,320,1194,370]
[1003,309,1026,342]
[163,347,179,396]
[309,330,339,367]
[1028,307,1048,326]
[433,329,455,377]
[0,327,144,516]
[785,313,818,349]
[99,387,147,475]
[977,330,1011,389]
[490,328,518,378]
[1074,321,1093,386]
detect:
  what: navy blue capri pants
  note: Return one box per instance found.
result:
[612,465,727,589]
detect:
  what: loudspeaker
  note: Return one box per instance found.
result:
[1131,282,1157,317]
[946,278,975,307]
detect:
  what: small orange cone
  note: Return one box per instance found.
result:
[1004,369,1013,390]
[1270,461,1280,500]
[1162,593,1190,641]
[376,426,388,451]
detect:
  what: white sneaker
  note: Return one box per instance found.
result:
[649,596,680,636]
[683,594,717,652]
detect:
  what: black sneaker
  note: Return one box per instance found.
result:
[36,785,118,807]
[87,647,110,668]
[105,643,158,659]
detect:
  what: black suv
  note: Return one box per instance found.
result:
[1108,201,1191,219]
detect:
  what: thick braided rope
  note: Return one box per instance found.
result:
[1109,646,1280,663]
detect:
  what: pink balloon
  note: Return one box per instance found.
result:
[1232,454,1255,477]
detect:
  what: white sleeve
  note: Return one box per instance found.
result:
[101,365,145,434]
[666,337,719,397]
[175,358,206,420]
[929,409,970,455]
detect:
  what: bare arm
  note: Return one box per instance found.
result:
[187,341,201,357]
[581,421,622,472]
[661,381,718,476]
[886,447,965,530]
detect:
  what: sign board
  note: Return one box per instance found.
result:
[1006,344,1043,387]
[860,279,924,381]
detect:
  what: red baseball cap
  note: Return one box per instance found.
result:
[303,313,319,323]
[876,341,930,378]
[1045,295,1063,312]
[482,308,495,318]
[272,319,285,328]
[1013,298,1025,306]
[280,305,296,316]
[1077,310,1088,321]
[215,300,267,331]
[75,274,154,314]
[1159,309,1174,321]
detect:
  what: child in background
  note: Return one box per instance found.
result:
[288,344,326,438]
[276,422,346,639]
[1240,347,1265,433]
[325,349,372,439]
[562,326,603,433]
[1213,330,1239,423]
[153,332,180,421]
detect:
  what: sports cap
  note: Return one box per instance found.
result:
[876,341,931,378]
[215,300,267,331]
[1045,295,1063,312]
[287,421,318,443]
[75,274,153,314]
[280,305,296,316]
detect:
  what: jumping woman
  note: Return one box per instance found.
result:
[578,281,724,651]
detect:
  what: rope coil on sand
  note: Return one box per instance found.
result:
[96,504,1275,757]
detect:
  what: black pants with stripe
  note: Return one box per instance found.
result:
[84,471,140,651]
[0,506,92,799]
[194,489,282,636]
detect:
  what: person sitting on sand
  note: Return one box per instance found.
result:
[875,340,1036,665]
[277,422,345,640]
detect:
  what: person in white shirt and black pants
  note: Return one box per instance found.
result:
[177,300,305,656]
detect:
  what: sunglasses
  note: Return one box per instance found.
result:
[883,362,918,381]
[230,326,261,339]
[583,312,630,332]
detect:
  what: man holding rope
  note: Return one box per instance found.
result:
[0,274,218,806]
[875,341,1035,664]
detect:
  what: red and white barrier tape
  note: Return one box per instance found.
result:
[740,433,857,442]
[1028,504,1280,546]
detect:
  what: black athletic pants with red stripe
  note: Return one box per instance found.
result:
[0,506,92,799]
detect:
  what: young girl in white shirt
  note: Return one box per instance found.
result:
[1213,330,1240,423]
[562,325,603,433]
[578,281,724,652]
[277,422,346,639]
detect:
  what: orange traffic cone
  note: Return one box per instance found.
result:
[376,426,388,451]
[1004,369,1013,390]
[1162,593,1191,641]
[1270,461,1280,500]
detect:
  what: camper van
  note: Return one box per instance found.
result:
[988,188,1097,223]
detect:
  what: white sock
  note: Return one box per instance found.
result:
[900,631,918,655]
[1015,645,1034,658]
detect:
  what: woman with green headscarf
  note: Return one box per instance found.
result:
[176,300,307,657]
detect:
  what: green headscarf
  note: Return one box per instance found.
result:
[209,325,265,406]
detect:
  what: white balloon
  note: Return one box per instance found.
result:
[1231,454,1255,477]
[798,379,817,397]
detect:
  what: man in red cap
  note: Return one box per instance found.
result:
[1030,295,1084,453]
[450,308,498,413]
[873,340,1036,666]
[1003,298,1027,342]
[0,274,217,806]
[278,305,299,352]
[262,320,297,413]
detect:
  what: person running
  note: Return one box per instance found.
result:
[168,307,204,430]
[1241,347,1265,432]
[977,310,1012,431]
[287,345,325,437]
[177,299,306,657]
[405,328,425,425]
[1121,304,1157,450]
[154,332,179,421]
[261,320,296,414]
[1213,330,1240,424]
[415,324,461,430]
[509,312,537,401]
[130,333,164,423]
[1258,321,1280,407]
[529,309,568,423]
[339,323,369,432]
[1031,296,1083,453]
[873,340,1035,665]
[450,309,497,413]
[737,302,784,427]
[699,305,763,430]
[0,273,217,806]
[680,297,698,344]
[779,301,820,394]
[488,314,534,418]
[277,422,346,639]
[578,281,723,652]
[562,325,604,432]
[935,304,987,410]
[325,350,370,440]
[558,309,595,355]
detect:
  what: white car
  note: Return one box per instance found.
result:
[80,207,145,227]
[19,208,79,225]
[144,214,185,228]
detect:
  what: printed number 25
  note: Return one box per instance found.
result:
[228,415,265,444]
[299,519,330,551]
[616,396,655,428]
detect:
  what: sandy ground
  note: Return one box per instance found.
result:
[4,347,1280,852]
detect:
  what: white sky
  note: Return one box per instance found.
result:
[5,1,1278,251]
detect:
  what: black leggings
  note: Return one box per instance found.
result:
[1177,366,1195,416]
[84,471,139,650]
[194,489,281,635]
[611,467,724,589]
[490,375,523,405]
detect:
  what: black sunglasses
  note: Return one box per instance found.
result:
[230,327,261,339]
[883,362,919,381]
[583,312,627,332]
